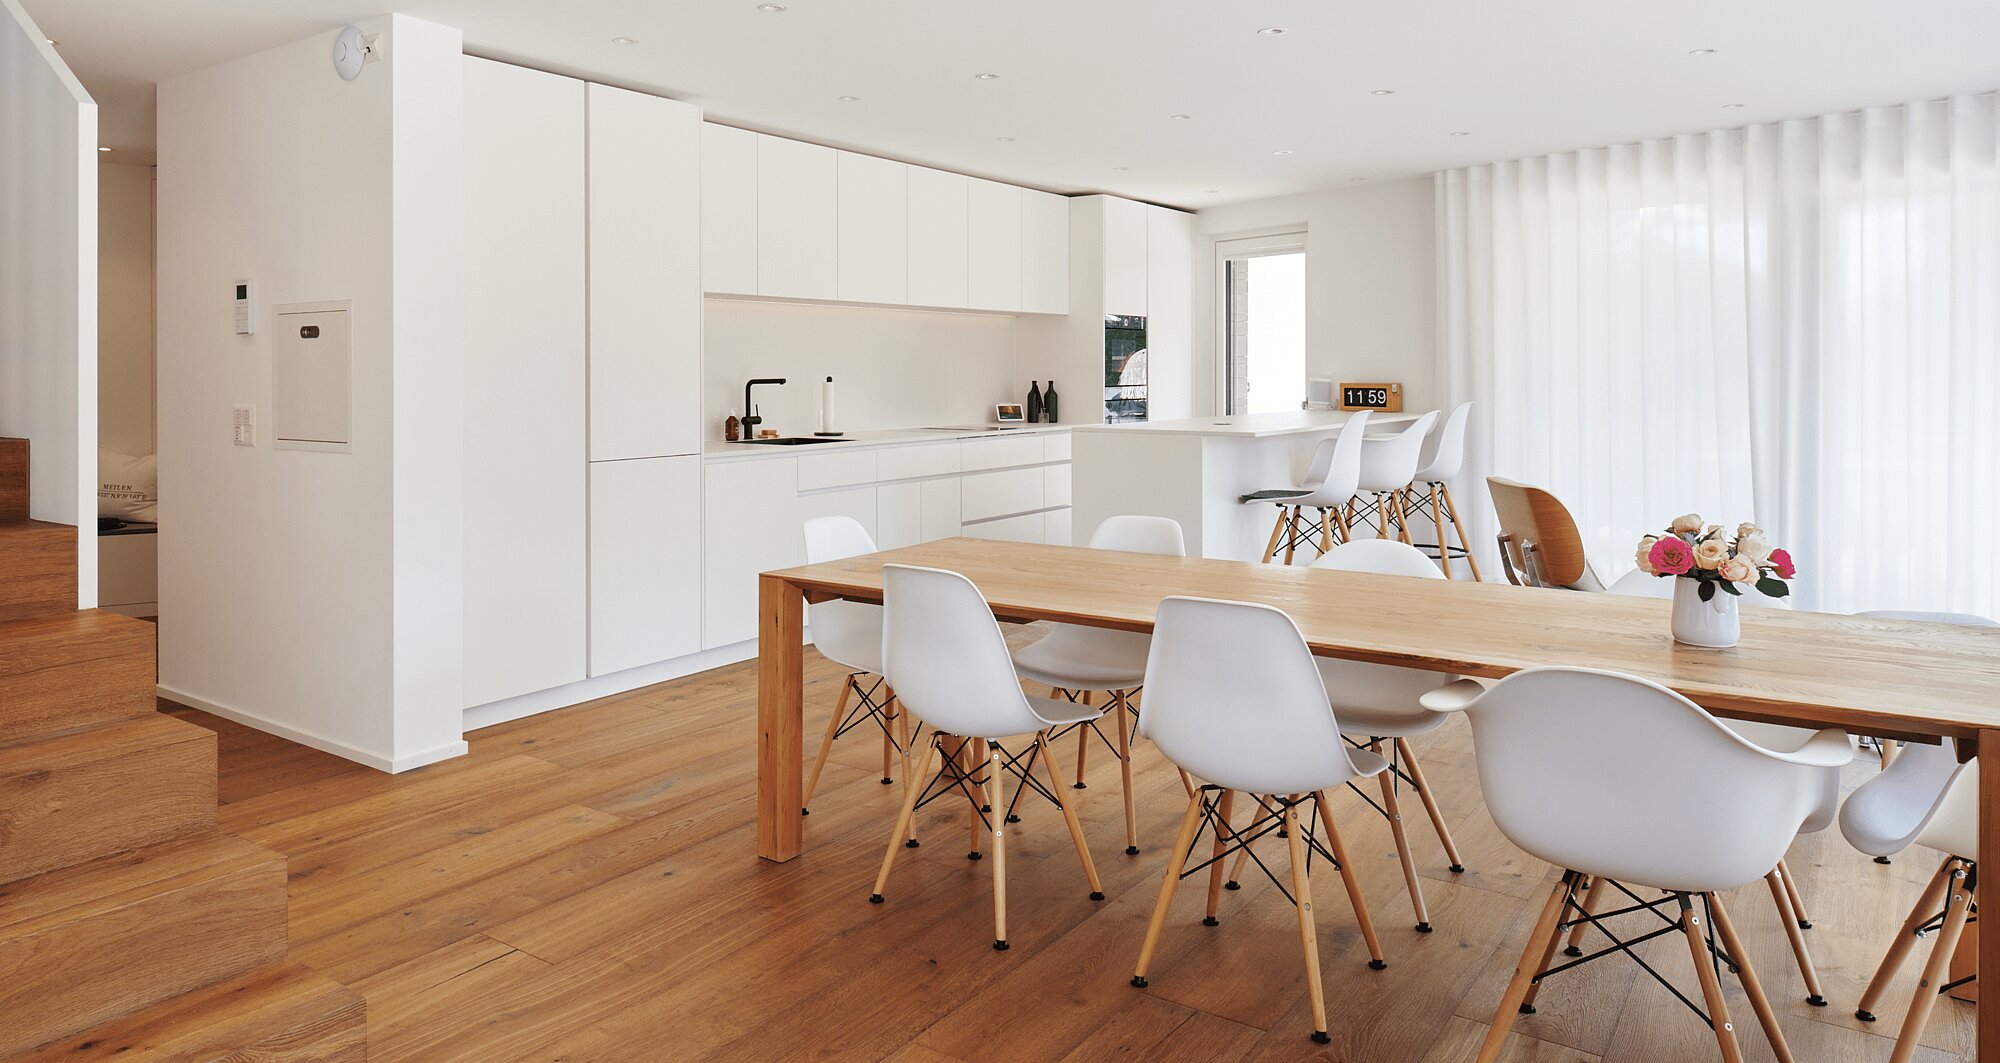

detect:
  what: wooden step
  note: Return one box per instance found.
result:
[0,611,156,747]
[0,439,26,523]
[11,962,365,1062]
[0,833,288,1058]
[0,522,77,625]
[0,715,216,886]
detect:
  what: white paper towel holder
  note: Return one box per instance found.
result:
[813,375,845,437]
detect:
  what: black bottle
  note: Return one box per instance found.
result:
[1026,381,1043,423]
[1042,380,1059,423]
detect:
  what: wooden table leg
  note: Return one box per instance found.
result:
[1977,730,2000,1052]
[758,574,805,862]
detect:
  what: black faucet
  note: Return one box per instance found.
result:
[742,378,786,440]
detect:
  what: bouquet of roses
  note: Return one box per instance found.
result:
[1635,515,1795,602]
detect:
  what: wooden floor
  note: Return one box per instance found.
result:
[162,630,1975,1062]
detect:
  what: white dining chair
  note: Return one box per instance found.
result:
[1422,666,1852,1063]
[1350,409,1439,545]
[1839,735,1978,1062]
[1395,401,1483,580]
[801,516,905,815]
[1240,410,1372,565]
[1009,514,1185,855]
[871,564,1106,951]
[1131,595,1390,1046]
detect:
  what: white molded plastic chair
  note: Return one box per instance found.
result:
[1350,409,1439,546]
[1010,515,1186,854]
[1422,667,1852,1063]
[1131,596,1390,1045]
[1397,401,1483,580]
[871,564,1105,951]
[801,516,905,813]
[1241,410,1372,564]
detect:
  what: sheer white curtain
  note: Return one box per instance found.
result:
[1438,92,2000,614]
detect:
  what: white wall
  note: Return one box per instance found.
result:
[98,161,154,457]
[0,0,96,603]
[1193,177,1436,416]
[704,298,1018,435]
[157,15,466,772]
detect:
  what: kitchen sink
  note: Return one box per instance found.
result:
[736,436,849,446]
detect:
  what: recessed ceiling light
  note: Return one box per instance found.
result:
[45,38,57,45]
[1169,114,1191,120]
[1722,102,1746,109]
[1272,150,1294,156]
[98,147,111,152]
[1688,47,1717,56]
[1112,166,1130,171]
[995,136,1014,142]
[1369,89,1396,96]
[612,36,640,44]
[1449,131,1472,137]
[973,72,1000,80]
[1203,189,1220,194]
[756,3,787,11]
[1257,27,1289,36]
[837,95,860,101]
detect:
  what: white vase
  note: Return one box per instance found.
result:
[1671,577,1741,648]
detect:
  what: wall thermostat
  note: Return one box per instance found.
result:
[233,279,255,335]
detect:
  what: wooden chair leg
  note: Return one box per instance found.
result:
[1477,871,1577,1063]
[1133,792,1207,987]
[1519,875,1577,1012]
[985,742,1009,950]
[1857,855,1957,1021]
[1776,858,1811,928]
[1330,505,1352,545]
[802,675,854,812]
[1427,482,1453,577]
[1710,891,1797,1063]
[965,738,985,860]
[1074,692,1092,788]
[1177,767,1196,798]
[1764,868,1828,1005]
[1391,490,1415,544]
[1562,875,1607,957]
[1036,730,1104,900]
[881,693,897,785]
[871,736,939,902]
[1285,799,1333,1044]
[1440,482,1483,582]
[1318,507,1333,556]
[1262,506,1289,564]
[1283,506,1303,565]
[1204,790,1236,925]
[1312,790,1387,967]
[1395,738,1465,872]
[1679,894,1746,1063]
[1889,863,1974,1063]
[1372,740,1433,932]
[1115,692,1139,854]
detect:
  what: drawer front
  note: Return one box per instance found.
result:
[961,435,1045,472]
[877,482,922,550]
[797,449,879,491]
[961,511,1045,544]
[1045,507,1073,546]
[1043,463,1072,509]
[1042,432,1072,462]
[876,442,961,481]
[961,466,1045,523]
[921,479,962,541]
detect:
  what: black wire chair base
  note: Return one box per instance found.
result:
[1531,876,1743,1031]
[906,734,1068,842]
[1175,787,1341,910]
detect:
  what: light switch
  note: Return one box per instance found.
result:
[233,404,256,446]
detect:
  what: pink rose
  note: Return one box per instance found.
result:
[1649,537,1695,576]
[1767,548,1796,579]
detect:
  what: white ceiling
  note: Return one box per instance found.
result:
[27,0,2000,208]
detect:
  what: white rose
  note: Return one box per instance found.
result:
[1718,557,1756,583]
[1737,522,1762,540]
[1635,537,1659,575]
[1669,513,1704,535]
[1736,533,1771,566]
[1693,539,1729,570]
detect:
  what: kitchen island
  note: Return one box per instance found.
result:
[1070,411,1415,560]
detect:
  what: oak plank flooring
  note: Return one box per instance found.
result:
[162,631,1976,1061]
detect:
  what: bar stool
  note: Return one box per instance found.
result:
[801,516,905,814]
[1349,410,1438,546]
[1131,595,1391,1045]
[1485,477,1611,590]
[1394,401,1483,580]
[1423,667,1852,1063]
[871,564,1106,951]
[1241,410,1372,565]
[1010,515,1185,855]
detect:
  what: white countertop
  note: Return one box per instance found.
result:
[1068,410,1416,439]
[704,423,1070,461]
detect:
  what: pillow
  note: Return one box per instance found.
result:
[99,449,157,523]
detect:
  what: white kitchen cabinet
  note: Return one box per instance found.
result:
[757,135,838,300]
[703,457,803,649]
[797,448,878,491]
[1044,463,1072,509]
[961,434,1044,472]
[589,85,701,461]
[1146,205,1195,421]
[701,123,758,295]
[961,467,1045,523]
[963,512,1045,544]
[799,487,877,545]
[1020,189,1070,315]
[877,481,922,549]
[589,456,701,676]
[966,178,1022,311]
[876,441,959,481]
[1101,195,1150,318]
[1046,507,1073,547]
[907,166,969,309]
[837,151,908,305]
[1043,432,1072,462]
[463,57,588,707]
[922,478,962,541]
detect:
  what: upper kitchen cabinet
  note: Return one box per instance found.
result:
[906,166,969,309]
[966,178,1022,311]
[756,135,839,300]
[1101,194,1150,318]
[1146,205,1195,420]
[701,123,758,296]
[1020,190,1070,314]
[837,151,909,305]
[588,84,701,461]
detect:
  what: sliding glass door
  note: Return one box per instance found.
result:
[1217,233,1307,415]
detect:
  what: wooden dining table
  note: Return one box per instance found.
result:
[756,537,2000,1044]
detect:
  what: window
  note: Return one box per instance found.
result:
[1217,233,1306,415]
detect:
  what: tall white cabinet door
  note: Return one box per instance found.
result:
[703,457,803,649]
[876,482,922,550]
[1020,190,1070,314]
[589,457,701,676]
[906,166,968,309]
[837,152,908,304]
[920,478,962,541]
[589,85,701,461]
[1101,195,1150,318]
[1146,206,1195,420]
[463,57,588,707]
[966,178,1022,311]
[756,135,838,300]
[701,123,758,295]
